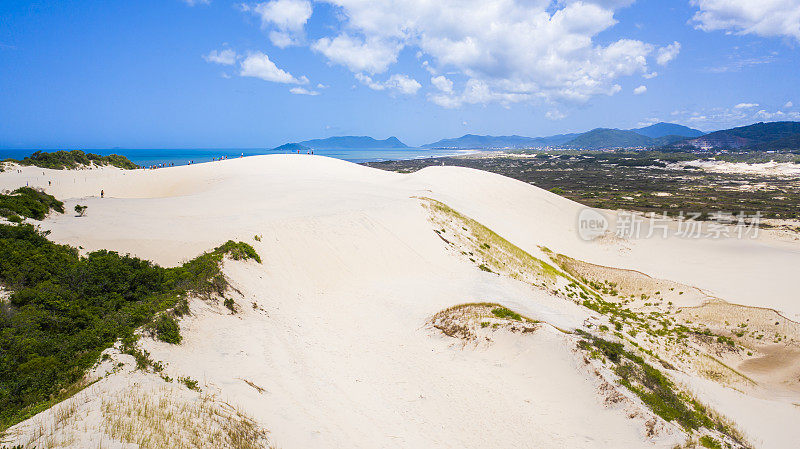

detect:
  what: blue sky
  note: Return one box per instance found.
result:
[1,0,799,149]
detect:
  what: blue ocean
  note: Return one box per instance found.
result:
[0,148,478,167]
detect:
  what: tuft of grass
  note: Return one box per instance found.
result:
[178,376,199,391]
[224,297,237,313]
[100,387,271,449]
[699,435,722,449]
[491,307,522,321]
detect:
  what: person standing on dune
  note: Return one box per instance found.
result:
[100,189,104,198]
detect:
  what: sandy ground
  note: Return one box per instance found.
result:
[674,160,800,177]
[2,155,800,448]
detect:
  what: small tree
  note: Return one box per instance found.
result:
[74,204,87,217]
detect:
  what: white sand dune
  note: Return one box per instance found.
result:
[2,155,800,448]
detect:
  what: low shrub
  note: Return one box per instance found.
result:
[153,315,182,344]
[0,187,64,220]
[0,223,259,430]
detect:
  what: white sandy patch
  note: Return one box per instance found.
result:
[673,160,800,177]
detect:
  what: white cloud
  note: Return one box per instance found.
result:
[355,73,421,95]
[643,71,658,79]
[754,109,800,121]
[785,101,794,108]
[313,34,400,74]
[656,41,681,66]
[431,75,453,93]
[675,102,800,129]
[251,0,312,47]
[691,0,800,42]
[290,86,320,95]
[312,0,657,107]
[268,31,297,48]
[183,0,210,6]
[240,52,309,84]
[253,0,311,31]
[545,110,566,120]
[203,49,238,65]
[386,74,422,95]
[633,85,647,95]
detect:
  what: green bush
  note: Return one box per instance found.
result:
[0,223,260,430]
[224,297,236,313]
[8,150,138,170]
[153,315,182,344]
[0,187,64,220]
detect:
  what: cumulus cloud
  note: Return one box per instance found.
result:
[183,0,210,6]
[290,86,320,95]
[691,0,800,42]
[656,41,681,65]
[203,49,238,65]
[240,52,309,84]
[250,0,313,47]
[633,85,647,95]
[311,0,657,106]
[754,109,800,121]
[545,110,566,120]
[431,75,453,93]
[313,35,400,74]
[785,101,794,108]
[676,102,800,129]
[355,73,421,95]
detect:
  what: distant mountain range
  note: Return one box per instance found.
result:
[273,121,800,152]
[421,122,704,150]
[274,136,408,151]
[630,122,704,139]
[670,121,800,151]
[420,133,578,149]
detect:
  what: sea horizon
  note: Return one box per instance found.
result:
[0,147,480,167]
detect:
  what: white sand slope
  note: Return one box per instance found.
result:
[2,155,800,448]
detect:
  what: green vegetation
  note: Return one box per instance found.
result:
[699,435,723,449]
[74,204,87,217]
[152,315,182,344]
[178,376,199,391]
[577,332,744,445]
[224,297,236,313]
[214,240,262,263]
[0,223,260,430]
[491,307,522,321]
[6,150,138,170]
[0,187,64,221]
